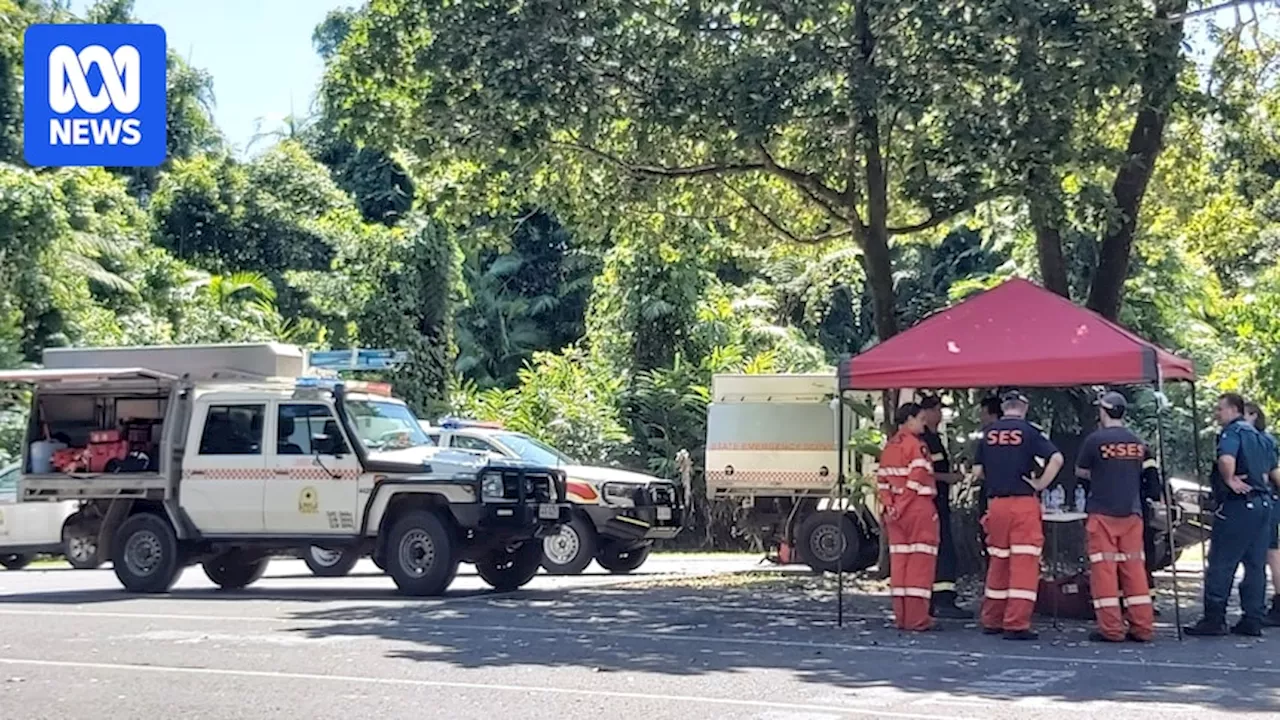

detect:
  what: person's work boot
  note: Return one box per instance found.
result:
[1231,619,1264,638]
[1183,617,1229,637]
[932,602,971,620]
[1264,596,1280,628]
[1125,631,1152,643]
[1003,629,1039,641]
[981,626,1003,635]
[1088,630,1124,643]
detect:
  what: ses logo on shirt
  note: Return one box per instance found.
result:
[23,24,167,167]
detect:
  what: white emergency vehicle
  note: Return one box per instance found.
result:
[0,344,571,595]
[417,418,683,575]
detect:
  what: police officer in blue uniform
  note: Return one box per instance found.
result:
[918,396,968,618]
[1244,402,1280,626]
[1185,393,1280,637]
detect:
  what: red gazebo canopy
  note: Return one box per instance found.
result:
[838,278,1195,391]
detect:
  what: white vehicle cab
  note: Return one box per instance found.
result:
[420,418,683,575]
[0,343,570,595]
[0,462,82,570]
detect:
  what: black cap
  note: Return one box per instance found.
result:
[1000,389,1029,405]
[1098,391,1127,412]
[918,396,942,410]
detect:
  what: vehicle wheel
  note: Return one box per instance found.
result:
[795,511,860,573]
[595,542,651,574]
[304,545,360,577]
[0,554,32,571]
[372,552,386,572]
[202,551,270,590]
[112,513,182,593]
[63,520,102,570]
[853,511,880,572]
[541,513,598,575]
[476,542,543,591]
[385,509,459,596]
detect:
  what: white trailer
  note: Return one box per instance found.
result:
[706,373,901,572]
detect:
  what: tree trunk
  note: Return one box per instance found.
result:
[1085,0,1188,320]
[1028,187,1071,299]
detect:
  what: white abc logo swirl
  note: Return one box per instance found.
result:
[47,44,141,114]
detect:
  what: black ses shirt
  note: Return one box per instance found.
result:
[1076,426,1153,518]
[976,418,1059,497]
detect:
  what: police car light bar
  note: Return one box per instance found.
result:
[439,416,504,430]
[294,377,393,397]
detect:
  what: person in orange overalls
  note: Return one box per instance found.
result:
[1074,391,1159,643]
[876,402,941,632]
[973,390,1064,640]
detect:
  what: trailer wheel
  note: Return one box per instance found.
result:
[596,542,650,574]
[476,541,543,591]
[796,511,860,573]
[0,554,32,571]
[540,513,598,575]
[112,513,182,593]
[385,509,459,596]
[203,551,270,590]
[304,545,360,577]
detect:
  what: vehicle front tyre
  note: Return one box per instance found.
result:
[112,513,182,593]
[63,520,102,570]
[541,513,598,575]
[795,511,860,573]
[0,554,32,571]
[477,541,543,591]
[595,542,651,574]
[385,509,459,596]
[203,551,270,590]
[304,545,360,577]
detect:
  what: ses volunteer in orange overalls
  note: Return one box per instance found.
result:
[876,403,941,631]
[973,391,1064,640]
[1075,391,1159,643]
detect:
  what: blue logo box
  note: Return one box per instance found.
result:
[23,23,167,167]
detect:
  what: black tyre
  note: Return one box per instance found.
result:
[385,509,459,596]
[202,551,270,590]
[476,542,543,591]
[372,552,386,572]
[304,545,360,577]
[112,513,182,593]
[540,513,599,575]
[852,511,881,572]
[796,511,860,573]
[595,542,651,574]
[0,554,32,571]
[63,516,102,570]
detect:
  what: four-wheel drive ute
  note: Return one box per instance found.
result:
[422,418,684,575]
[0,343,571,596]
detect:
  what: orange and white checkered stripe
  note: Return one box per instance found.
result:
[183,468,360,481]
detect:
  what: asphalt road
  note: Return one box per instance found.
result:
[0,556,1275,719]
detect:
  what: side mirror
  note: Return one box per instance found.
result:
[312,434,344,457]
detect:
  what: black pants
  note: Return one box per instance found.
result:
[932,481,959,606]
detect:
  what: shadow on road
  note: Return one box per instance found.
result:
[275,574,1278,714]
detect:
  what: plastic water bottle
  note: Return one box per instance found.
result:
[1050,486,1065,513]
[1074,485,1087,512]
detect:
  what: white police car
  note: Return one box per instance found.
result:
[422,418,684,574]
[0,462,92,570]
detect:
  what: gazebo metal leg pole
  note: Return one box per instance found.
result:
[1156,381,1184,641]
[837,395,846,628]
[1190,381,1207,578]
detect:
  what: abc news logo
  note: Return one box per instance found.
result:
[23,24,167,168]
[48,44,143,146]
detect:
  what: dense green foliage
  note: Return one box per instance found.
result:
[3,1,1280,549]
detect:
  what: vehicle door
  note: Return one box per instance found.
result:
[181,402,267,534]
[265,402,361,534]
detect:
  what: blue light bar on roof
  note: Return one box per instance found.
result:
[439,416,503,430]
